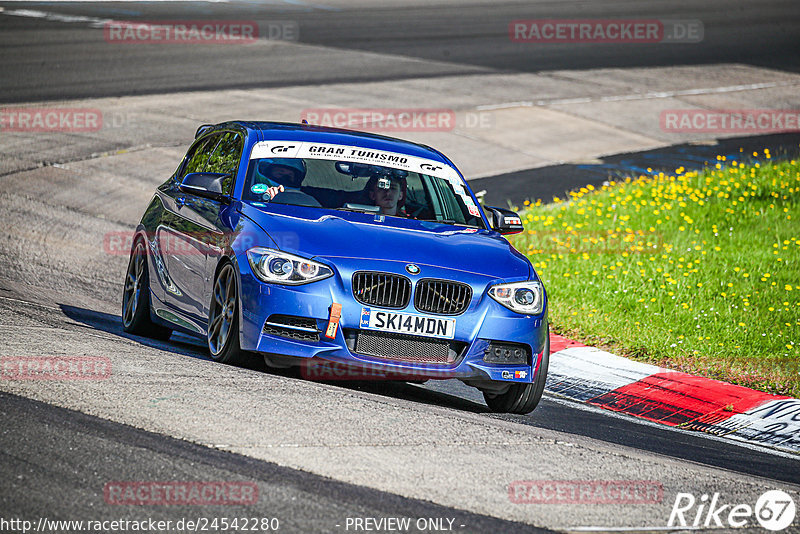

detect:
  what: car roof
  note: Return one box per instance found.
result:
[208,120,455,166]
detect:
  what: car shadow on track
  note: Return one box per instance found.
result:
[59,303,247,364]
[331,379,490,414]
[58,304,489,413]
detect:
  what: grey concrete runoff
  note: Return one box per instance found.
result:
[2,63,799,181]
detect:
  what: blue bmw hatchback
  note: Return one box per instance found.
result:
[123,121,549,413]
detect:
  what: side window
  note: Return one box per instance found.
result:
[421,175,445,220]
[204,132,243,195]
[422,175,467,224]
[180,134,220,179]
[440,181,468,224]
[404,174,433,219]
[404,174,426,207]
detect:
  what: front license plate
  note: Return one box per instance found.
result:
[360,307,456,340]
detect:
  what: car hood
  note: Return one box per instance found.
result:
[240,203,532,280]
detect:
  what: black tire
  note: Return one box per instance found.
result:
[122,239,172,340]
[207,262,249,366]
[483,325,550,414]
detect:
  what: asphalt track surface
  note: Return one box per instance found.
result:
[0,391,548,533]
[1,294,798,530]
[0,0,798,103]
[7,298,800,485]
[1,1,800,532]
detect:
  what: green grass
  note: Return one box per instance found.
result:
[511,151,800,397]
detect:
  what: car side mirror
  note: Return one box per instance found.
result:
[179,172,231,202]
[484,206,524,235]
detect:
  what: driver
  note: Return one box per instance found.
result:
[256,158,306,200]
[366,172,407,216]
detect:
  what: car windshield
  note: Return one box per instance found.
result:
[243,150,485,228]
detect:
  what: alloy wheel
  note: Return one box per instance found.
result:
[208,264,237,356]
[123,242,145,327]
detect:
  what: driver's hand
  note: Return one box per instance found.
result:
[263,185,284,201]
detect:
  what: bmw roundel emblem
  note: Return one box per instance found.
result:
[405,264,420,275]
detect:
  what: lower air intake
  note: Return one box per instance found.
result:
[263,315,319,341]
[354,331,459,364]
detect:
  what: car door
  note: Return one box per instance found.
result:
[196,131,243,317]
[158,131,242,325]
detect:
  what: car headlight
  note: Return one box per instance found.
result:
[246,247,333,285]
[488,281,544,315]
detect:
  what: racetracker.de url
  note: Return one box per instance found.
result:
[0,517,280,533]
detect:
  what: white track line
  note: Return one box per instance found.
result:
[544,394,800,461]
[1,8,113,27]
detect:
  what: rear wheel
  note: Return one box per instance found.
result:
[122,239,172,340]
[207,262,248,366]
[483,325,550,414]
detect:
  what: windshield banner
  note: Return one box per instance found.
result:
[250,140,461,182]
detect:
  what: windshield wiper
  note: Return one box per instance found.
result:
[418,218,485,229]
[419,218,457,224]
[335,203,381,214]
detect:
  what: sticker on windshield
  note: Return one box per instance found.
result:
[250,140,461,182]
[251,183,269,194]
[250,142,301,160]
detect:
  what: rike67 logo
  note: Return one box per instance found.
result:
[669,490,796,531]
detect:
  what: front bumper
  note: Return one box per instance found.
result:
[237,257,547,383]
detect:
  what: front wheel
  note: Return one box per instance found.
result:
[483,325,550,414]
[207,262,248,366]
[122,239,172,340]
